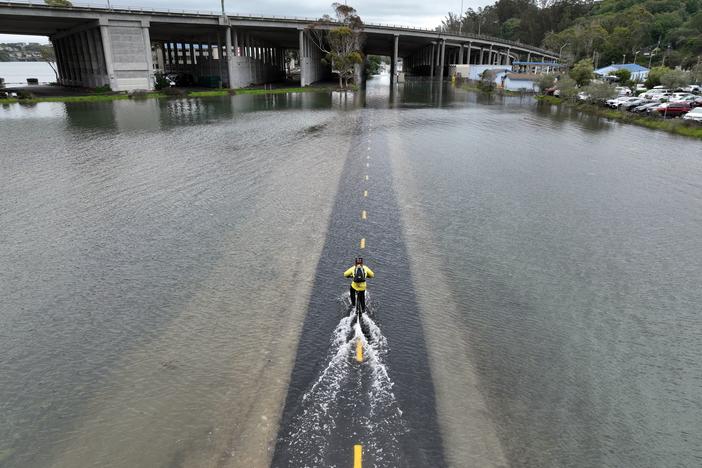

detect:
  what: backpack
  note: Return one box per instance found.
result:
[353,265,366,283]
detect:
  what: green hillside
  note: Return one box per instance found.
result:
[440,0,702,68]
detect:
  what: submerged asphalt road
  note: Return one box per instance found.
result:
[271,109,446,467]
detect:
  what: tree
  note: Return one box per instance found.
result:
[44,0,72,6]
[38,45,58,81]
[536,73,556,91]
[309,3,365,89]
[479,69,496,92]
[645,66,672,87]
[609,68,631,84]
[582,81,618,101]
[660,68,692,89]
[570,58,594,86]
[557,75,579,99]
[692,62,702,84]
[365,55,382,76]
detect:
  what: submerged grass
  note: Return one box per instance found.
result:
[536,95,702,140]
[0,85,337,105]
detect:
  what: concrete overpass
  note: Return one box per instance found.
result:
[0,0,559,91]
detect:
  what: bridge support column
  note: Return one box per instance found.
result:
[467,41,472,65]
[391,34,399,84]
[141,22,154,89]
[459,44,464,65]
[439,39,445,79]
[225,25,235,89]
[430,43,435,78]
[299,29,307,86]
[99,24,116,90]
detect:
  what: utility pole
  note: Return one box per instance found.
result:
[459,0,463,35]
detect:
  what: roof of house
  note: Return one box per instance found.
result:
[595,63,650,75]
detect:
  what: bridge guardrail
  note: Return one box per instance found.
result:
[0,0,558,57]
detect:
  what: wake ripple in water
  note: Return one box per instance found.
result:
[283,294,406,467]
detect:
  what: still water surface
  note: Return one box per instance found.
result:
[0,61,56,85]
[1,77,701,467]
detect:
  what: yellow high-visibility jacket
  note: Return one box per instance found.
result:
[344,265,375,292]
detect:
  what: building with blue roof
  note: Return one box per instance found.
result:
[595,63,650,82]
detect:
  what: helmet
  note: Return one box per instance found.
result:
[355,257,363,265]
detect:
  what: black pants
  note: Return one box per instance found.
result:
[349,286,366,313]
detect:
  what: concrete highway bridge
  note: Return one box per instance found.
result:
[0,0,559,91]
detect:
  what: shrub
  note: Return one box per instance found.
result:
[153,73,170,91]
[582,81,618,103]
[645,66,671,88]
[660,69,692,90]
[556,76,578,100]
[92,85,111,94]
[227,89,237,96]
[478,70,496,93]
[536,73,556,92]
[17,90,35,100]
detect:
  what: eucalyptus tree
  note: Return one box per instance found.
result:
[309,3,365,89]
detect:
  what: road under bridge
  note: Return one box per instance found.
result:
[0,1,559,91]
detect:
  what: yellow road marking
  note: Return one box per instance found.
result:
[366,162,369,167]
[363,190,368,197]
[360,238,365,249]
[362,210,367,220]
[354,444,363,468]
[365,175,369,180]
[356,338,363,362]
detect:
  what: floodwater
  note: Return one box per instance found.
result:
[0,61,56,85]
[1,76,701,468]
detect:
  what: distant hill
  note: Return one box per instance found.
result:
[439,0,701,68]
[0,43,54,62]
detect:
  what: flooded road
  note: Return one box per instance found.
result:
[1,76,701,467]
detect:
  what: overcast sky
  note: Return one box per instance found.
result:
[0,0,489,43]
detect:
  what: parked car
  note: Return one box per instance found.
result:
[675,95,702,107]
[635,83,647,92]
[615,86,632,96]
[618,97,648,110]
[653,102,691,118]
[632,102,662,113]
[606,96,633,108]
[682,85,700,94]
[682,107,702,122]
[642,88,669,99]
[670,92,694,101]
[576,91,591,102]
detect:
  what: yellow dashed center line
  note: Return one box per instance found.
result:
[363,190,368,197]
[362,210,367,220]
[360,238,365,249]
[354,444,363,467]
[355,338,363,362]
[365,175,369,181]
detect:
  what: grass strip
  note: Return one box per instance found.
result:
[0,86,337,105]
[536,95,702,140]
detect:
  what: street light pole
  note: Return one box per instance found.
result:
[459,0,463,35]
